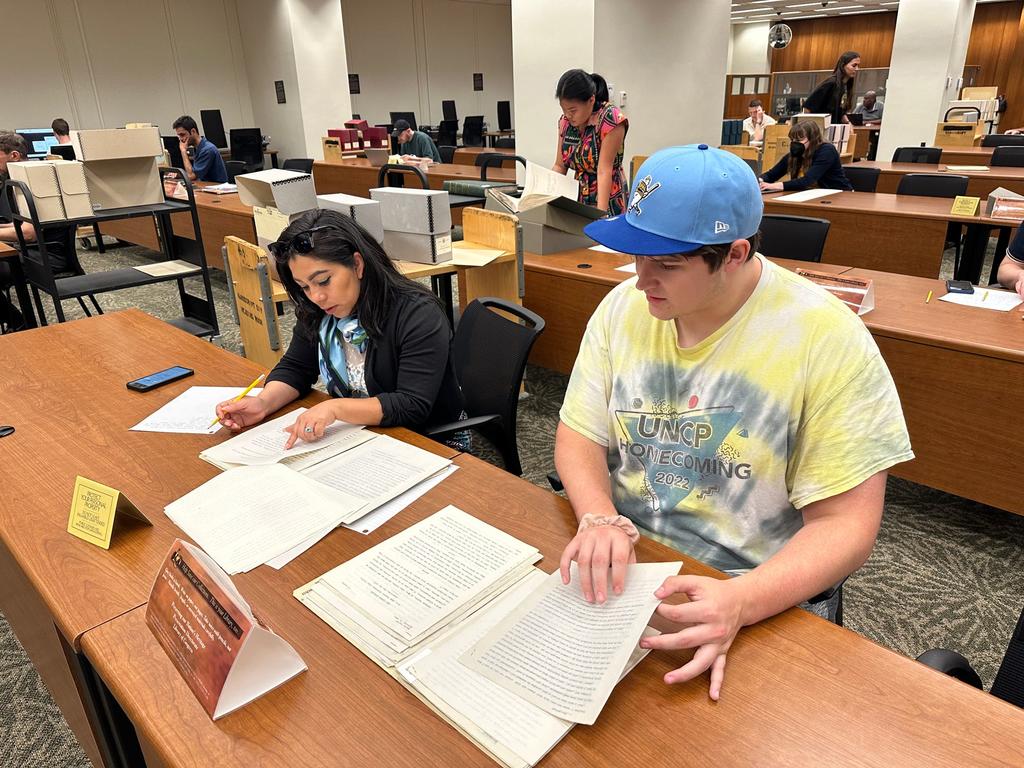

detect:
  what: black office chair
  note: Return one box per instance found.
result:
[843,166,881,192]
[982,134,1024,147]
[224,160,246,183]
[282,158,314,173]
[229,128,264,172]
[758,214,831,263]
[497,101,512,132]
[389,111,418,131]
[376,163,428,189]
[442,100,458,122]
[462,116,485,148]
[437,120,459,148]
[438,145,456,164]
[990,146,1024,167]
[494,138,516,149]
[478,153,526,180]
[895,173,969,198]
[892,146,942,164]
[917,602,1024,709]
[425,298,545,477]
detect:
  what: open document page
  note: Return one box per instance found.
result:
[462,561,680,725]
[131,386,263,435]
[487,161,579,214]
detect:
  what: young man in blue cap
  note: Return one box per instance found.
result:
[556,144,913,700]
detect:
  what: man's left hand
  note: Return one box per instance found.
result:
[639,575,746,701]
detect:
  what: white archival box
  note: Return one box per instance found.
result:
[316,193,385,243]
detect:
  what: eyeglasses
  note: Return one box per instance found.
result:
[267,225,335,260]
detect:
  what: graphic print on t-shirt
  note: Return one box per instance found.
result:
[615,395,751,513]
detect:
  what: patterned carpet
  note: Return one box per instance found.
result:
[2,241,1022,767]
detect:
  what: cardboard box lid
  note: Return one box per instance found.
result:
[236,169,317,215]
[7,161,61,199]
[71,127,162,161]
[50,159,90,196]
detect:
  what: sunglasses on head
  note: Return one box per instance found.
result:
[268,225,337,260]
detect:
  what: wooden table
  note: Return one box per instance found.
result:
[217,147,280,168]
[0,309,457,768]
[452,146,516,166]
[852,123,881,160]
[483,129,515,147]
[78,435,1024,766]
[851,160,1024,198]
[937,146,994,166]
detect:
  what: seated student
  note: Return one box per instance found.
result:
[0,132,34,243]
[851,91,883,122]
[51,118,72,144]
[393,119,442,164]
[172,115,228,183]
[742,99,776,146]
[997,221,1024,298]
[759,120,852,192]
[216,209,464,445]
[556,144,912,700]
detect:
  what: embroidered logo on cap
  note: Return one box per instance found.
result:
[714,220,730,234]
[628,175,662,216]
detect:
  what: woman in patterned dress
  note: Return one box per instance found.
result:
[553,69,629,215]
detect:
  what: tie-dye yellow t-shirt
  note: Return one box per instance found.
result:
[559,255,913,574]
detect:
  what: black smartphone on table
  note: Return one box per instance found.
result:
[127,366,194,392]
[945,280,974,294]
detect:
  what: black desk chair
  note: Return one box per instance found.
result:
[425,298,545,476]
[438,145,457,164]
[982,134,1024,147]
[462,116,485,148]
[990,146,1024,167]
[437,121,459,148]
[758,214,831,263]
[282,158,314,173]
[892,146,942,164]
[224,160,246,183]
[918,602,1024,709]
[896,173,969,198]
[376,163,428,189]
[494,138,516,149]
[478,153,526,180]
[843,166,881,192]
[497,101,512,132]
[442,100,458,122]
[229,128,264,172]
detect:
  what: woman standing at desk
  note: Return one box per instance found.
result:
[803,51,860,124]
[759,120,852,192]
[215,210,464,445]
[553,69,629,214]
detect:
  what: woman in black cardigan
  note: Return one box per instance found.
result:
[215,209,464,447]
[759,120,852,192]
[803,51,860,124]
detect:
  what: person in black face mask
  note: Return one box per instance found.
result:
[758,120,853,193]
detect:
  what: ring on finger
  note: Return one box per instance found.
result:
[304,426,314,433]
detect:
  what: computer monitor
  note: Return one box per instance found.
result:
[162,135,185,169]
[16,128,59,159]
[50,144,75,160]
[200,109,228,149]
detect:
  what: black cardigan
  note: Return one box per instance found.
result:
[267,289,464,432]
[761,143,852,192]
[803,79,847,124]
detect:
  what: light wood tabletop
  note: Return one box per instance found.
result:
[849,160,1024,197]
[937,146,995,166]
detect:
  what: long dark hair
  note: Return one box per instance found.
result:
[272,209,440,339]
[787,120,825,180]
[555,69,609,106]
[830,51,860,114]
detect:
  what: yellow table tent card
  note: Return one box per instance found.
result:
[68,476,151,549]
[950,196,980,216]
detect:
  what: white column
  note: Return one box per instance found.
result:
[729,22,771,74]
[876,0,977,162]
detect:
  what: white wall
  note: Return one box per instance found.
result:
[729,22,770,74]
[594,0,730,159]
[877,0,977,161]
[342,0,514,132]
[0,0,253,138]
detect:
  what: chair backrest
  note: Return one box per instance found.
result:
[223,236,285,369]
[442,100,458,122]
[497,101,512,132]
[438,145,456,164]
[224,160,246,183]
[376,163,428,189]
[389,111,417,131]
[982,134,1024,147]
[282,158,314,173]
[990,603,1024,708]
[229,128,263,166]
[758,214,831,263]
[462,116,485,147]
[895,172,969,198]
[892,146,942,164]
[843,165,881,192]
[452,297,544,430]
[200,109,228,148]
[478,153,526,180]
[990,146,1024,167]
[437,120,459,147]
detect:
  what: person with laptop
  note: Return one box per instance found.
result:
[758,120,852,192]
[51,118,72,144]
[997,221,1024,298]
[393,119,442,164]
[172,115,228,183]
[555,144,912,700]
[742,99,776,146]
[852,91,884,122]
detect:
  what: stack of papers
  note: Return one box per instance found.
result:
[200,182,238,194]
[773,188,843,202]
[939,287,1022,311]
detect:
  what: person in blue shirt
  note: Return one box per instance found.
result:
[172,115,228,183]
[759,120,852,192]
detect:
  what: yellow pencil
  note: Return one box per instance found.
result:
[925,290,932,304]
[209,373,266,427]
[982,290,988,302]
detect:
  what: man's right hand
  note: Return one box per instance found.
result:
[559,524,636,604]
[215,397,270,431]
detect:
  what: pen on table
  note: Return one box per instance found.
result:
[982,290,988,302]
[925,290,932,304]
[209,373,265,428]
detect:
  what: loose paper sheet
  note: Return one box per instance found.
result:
[773,188,843,202]
[130,386,263,435]
[451,247,505,267]
[939,287,1023,311]
[589,244,626,254]
[133,259,200,277]
[462,561,680,725]
[944,165,989,171]
[614,262,637,273]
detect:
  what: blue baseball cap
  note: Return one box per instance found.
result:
[585,144,763,255]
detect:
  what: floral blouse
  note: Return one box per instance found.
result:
[558,103,629,214]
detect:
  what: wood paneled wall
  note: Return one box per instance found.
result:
[768,12,897,72]
[966,1,1024,130]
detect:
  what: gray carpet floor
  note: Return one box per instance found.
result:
[2,241,1022,767]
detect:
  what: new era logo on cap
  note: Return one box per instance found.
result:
[714,221,729,234]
